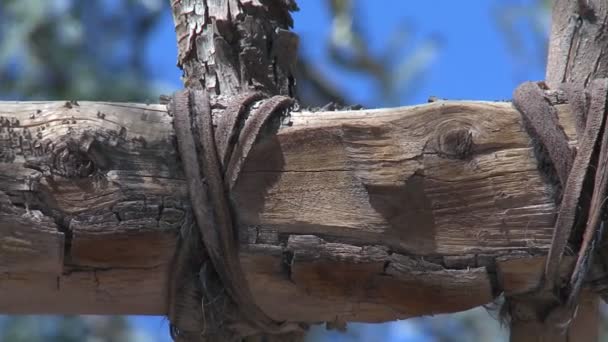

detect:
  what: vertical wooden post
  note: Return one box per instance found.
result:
[509,0,608,340]
[168,1,301,339]
[568,291,600,341]
[509,291,598,342]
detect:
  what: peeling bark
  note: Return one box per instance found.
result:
[170,0,298,96]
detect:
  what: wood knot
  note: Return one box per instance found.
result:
[436,127,473,159]
[53,146,96,178]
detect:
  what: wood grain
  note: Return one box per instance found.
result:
[0,98,581,322]
[546,0,608,88]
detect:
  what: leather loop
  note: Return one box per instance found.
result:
[168,89,299,339]
[512,79,608,330]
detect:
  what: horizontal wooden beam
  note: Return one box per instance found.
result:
[0,98,582,322]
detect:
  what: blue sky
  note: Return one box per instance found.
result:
[146,0,546,107]
[139,1,546,341]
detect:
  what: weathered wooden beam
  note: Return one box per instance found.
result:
[0,101,177,315]
[0,97,580,322]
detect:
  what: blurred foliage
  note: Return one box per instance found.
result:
[297,0,442,107]
[494,0,552,79]
[0,316,132,342]
[0,0,166,101]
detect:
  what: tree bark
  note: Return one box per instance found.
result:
[170,0,298,96]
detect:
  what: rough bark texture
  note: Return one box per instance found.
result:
[170,0,298,97]
[170,0,306,335]
[168,1,304,338]
[0,97,595,321]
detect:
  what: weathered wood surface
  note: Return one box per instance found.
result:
[0,97,581,322]
[497,256,604,341]
[507,290,599,342]
[545,0,608,89]
[0,101,178,315]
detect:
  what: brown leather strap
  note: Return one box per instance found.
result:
[169,89,299,338]
[567,79,608,306]
[214,92,266,170]
[224,95,294,190]
[513,82,575,186]
[512,79,608,328]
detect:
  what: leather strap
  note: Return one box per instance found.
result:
[512,79,608,328]
[513,82,575,187]
[567,80,608,306]
[169,89,298,338]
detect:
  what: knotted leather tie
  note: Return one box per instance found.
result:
[513,79,608,329]
[168,89,301,340]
